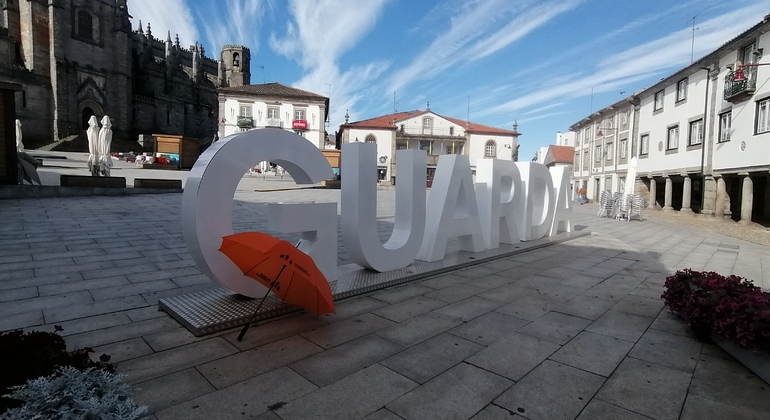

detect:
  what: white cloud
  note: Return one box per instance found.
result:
[197,0,269,59]
[128,0,198,48]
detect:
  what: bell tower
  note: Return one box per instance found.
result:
[221,45,250,87]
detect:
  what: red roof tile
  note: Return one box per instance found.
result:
[342,110,520,135]
[546,145,575,165]
[219,82,327,100]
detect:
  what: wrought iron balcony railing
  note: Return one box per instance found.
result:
[237,116,254,128]
[724,66,757,102]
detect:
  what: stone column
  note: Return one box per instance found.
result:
[663,176,673,211]
[680,175,692,213]
[648,177,657,210]
[715,176,726,218]
[702,175,716,216]
[739,172,753,225]
[763,174,770,219]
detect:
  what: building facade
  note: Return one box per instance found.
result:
[0,0,235,147]
[218,82,330,152]
[339,108,520,184]
[570,13,770,224]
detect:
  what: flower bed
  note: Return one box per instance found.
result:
[662,269,770,383]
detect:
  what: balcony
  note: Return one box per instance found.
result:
[237,116,254,128]
[292,119,308,130]
[724,66,757,103]
[397,127,461,137]
[265,118,282,128]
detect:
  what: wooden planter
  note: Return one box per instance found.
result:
[712,334,770,385]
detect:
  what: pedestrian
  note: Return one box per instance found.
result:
[578,187,587,205]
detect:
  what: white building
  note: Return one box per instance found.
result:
[218,82,330,149]
[338,108,520,184]
[570,13,770,224]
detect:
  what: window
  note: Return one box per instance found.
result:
[449,126,454,136]
[640,134,649,155]
[574,153,580,170]
[239,105,251,117]
[620,110,629,130]
[267,108,279,119]
[676,78,687,102]
[396,141,407,150]
[365,134,376,144]
[77,10,93,40]
[620,138,627,159]
[420,140,431,154]
[719,111,732,142]
[484,140,496,158]
[688,119,703,146]
[294,109,306,121]
[233,52,240,67]
[422,117,433,135]
[654,90,664,111]
[605,142,614,162]
[595,145,601,162]
[576,131,580,146]
[757,98,770,134]
[582,150,588,170]
[667,126,679,150]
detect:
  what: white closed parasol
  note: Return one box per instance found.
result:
[624,157,639,196]
[86,116,100,176]
[15,119,23,152]
[98,116,114,177]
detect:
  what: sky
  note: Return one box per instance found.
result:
[128,0,768,161]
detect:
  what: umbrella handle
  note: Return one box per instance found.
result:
[237,265,286,341]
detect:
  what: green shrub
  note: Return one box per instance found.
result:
[0,328,114,413]
[0,367,147,420]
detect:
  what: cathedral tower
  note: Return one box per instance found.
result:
[221,45,250,87]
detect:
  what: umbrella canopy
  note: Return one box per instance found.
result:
[219,232,335,316]
[17,152,41,185]
[624,157,639,196]
[98,116,114,177]
[15,119,23,153]
[86,116,100,176]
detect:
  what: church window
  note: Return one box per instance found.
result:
[233,53,240,67]
[365,134,376,144]
[77,10,93,40]
[485,140,496,158]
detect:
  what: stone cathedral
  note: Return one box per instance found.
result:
[0,0,251,147]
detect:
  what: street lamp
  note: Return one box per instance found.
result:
[497,143,512,159]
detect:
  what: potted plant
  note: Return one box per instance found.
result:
[662,269,770,383]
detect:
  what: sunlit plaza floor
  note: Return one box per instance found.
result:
[1,163,770,419]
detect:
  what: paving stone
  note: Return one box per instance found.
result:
[688,354,770,414]
[680,393,768,420]
[387,362,511,420]
[135,368,215,414]
[141,284,216,305]
[586,310,653,343]
[0,286,38,303]
[94,337,154,363]
[289,334,403,387]
[301,313,394,349]
[118,338,239,384]
[169,274,211,288]
[277,364,416,420]
[467,274,513,290]
[65,316,179,350]
[381,333,484,384]
[371,284,435,303]
[372,296,446,322]
[44,295,149,323]
[549,331,634,377]
[376,312,463,347]
[470,404,527,419]
[0,291,93,318]
[142,326,209,352]
[554,295,615,320]
[447,311,530,345]
[38,275,130,296]
[555,273,606,289]
[628,328,703,373]
[495,360,604,420]
[363,409,404,420]
[37,312,132,336]
[649,310,691,337]
[155,367,317,420]
[425,283,488,303]
[222,313,328,351]
[71,252,144,265]
[124,306,167,322]
[33,261,115,277]
[477,283,534,303]
[198,335,323,389]
[518,311,591,345]
[0,310,43,332]
[456,265,499,279]
[419,273,469,289]
[90,279,178,301]
[612,295,664,318]
[0,272,83,291]
[318,296,388,323]
[433,296,503,322]
[466,332,561,381]
[482,258,524,271]
[495,295,554,321]
[595,357,692,420]
[576,399,652,420]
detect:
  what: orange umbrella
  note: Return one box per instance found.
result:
[219,232,335,341]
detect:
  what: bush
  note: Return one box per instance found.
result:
[662,269,770,351]
[0,328,114,413]
[0,367,147,420]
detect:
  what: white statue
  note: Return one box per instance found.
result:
[98,116,113,177]
[86,115,100,176]
[15,119,23,153]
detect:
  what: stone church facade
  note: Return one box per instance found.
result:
[0,0,250,147]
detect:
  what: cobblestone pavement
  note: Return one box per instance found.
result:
[1,187,769,419]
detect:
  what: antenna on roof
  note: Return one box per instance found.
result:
[467,95,470,124]
[393,91,397,113]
